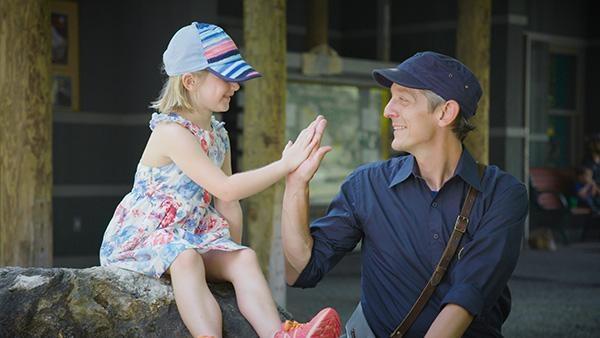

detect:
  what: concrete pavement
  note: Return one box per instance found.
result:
[286,241,600,337]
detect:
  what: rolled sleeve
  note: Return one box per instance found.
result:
[293,175,363,288]
[441,183,528,316]
[441,283,485,316]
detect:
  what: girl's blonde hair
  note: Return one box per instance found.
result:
[150,70,206,113]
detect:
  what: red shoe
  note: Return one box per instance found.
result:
[274,307,341,338]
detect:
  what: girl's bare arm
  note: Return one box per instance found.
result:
[214,148,243,243]
[155,116,323,202]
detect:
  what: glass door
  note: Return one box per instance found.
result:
[526,38,584,171]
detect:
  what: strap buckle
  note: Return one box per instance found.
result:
[454,215,469,233]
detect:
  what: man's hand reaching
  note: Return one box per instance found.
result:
[286,115,332,187]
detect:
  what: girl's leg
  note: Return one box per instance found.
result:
[202,249,281,338]
[168,249,222,338]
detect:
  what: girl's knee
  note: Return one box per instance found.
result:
[228,249,266,286]
[171,249,204,273]
[227,249,260,274]
[236,248,258,265]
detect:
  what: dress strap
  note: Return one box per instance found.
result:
[210,117,230,152]
[149,112,205,138]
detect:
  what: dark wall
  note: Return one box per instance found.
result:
[583,0,599,137]
[489,1,528,177]
[79,0,218,114]
[585,46,600,136]
[528,0,590,37]
[388,0,457,62]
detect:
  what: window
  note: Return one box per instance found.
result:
[527,39,583,169]
[286,82,385,204]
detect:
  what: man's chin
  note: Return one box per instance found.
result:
[391,142,407,153]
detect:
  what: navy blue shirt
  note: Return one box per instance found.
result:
[293,149,528,337]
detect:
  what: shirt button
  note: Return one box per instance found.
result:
[433,233,440,240]
[432,202,438,208]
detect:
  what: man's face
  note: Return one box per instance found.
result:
[383,83,439,153]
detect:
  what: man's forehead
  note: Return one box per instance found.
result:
[390,83,422,98]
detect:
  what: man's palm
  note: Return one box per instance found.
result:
[288,118,331,184]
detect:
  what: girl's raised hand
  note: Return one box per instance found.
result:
[281,116,325,171]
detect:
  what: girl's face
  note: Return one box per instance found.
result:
[188,72,240,114]
[579,169,593,183]
[584,169,593,183]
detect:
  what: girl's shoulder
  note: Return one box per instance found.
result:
[150,112,227,136]
[150,112,196,133]
[150,113,214,142]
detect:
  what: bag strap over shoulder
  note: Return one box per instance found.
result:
[390,163,486,338]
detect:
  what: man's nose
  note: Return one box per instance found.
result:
[383,103,397,119]
[231,82,240,91]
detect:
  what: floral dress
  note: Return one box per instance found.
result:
[99,112,246,278]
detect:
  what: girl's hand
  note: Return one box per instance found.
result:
[281,116,324,172]
[287,117,331,185]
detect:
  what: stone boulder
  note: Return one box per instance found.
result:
[0,266,292,337]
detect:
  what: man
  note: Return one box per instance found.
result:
[282,51,528,337]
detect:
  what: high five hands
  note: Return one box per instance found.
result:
[282,115,332,186]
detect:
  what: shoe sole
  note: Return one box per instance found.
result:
[305,308,342,338]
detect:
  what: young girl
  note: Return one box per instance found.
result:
[574,166,600,215]
[99,22,340,338]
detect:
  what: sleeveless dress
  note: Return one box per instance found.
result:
[99,112,246,278]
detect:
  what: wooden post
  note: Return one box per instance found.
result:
[376,0,391,62]
[0,0,53,267]
[456,0,491,164]
[242,0,287,279]
[306,0,328,49]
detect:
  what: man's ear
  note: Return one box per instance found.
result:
[181,73,196,91]
[438,100,461,128]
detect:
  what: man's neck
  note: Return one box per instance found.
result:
[412,139,463,191]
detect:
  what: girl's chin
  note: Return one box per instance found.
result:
[214,104,230,113]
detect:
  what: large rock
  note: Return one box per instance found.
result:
[0,266,291,337]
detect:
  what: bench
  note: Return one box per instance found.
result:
[529,167,597,243]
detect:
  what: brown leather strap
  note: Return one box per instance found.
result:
[389,164,485,338]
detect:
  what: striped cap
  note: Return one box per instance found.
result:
[163,22,261,82]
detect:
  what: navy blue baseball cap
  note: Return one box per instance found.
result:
[372,51,482,118]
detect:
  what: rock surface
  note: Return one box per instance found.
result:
[0,266,291,337]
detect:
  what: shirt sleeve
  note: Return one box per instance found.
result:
[440,183,528,316]
[293,174,364,288]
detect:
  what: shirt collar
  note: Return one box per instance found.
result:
[388,148,483,191]
[454,148,483,192]
[389,155,416,188]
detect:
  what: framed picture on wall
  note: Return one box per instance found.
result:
[51,0,79,111]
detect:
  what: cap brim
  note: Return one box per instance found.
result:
[372,68,429,90]
[208,60,262,83]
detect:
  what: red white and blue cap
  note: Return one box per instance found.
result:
[163,22,261,82]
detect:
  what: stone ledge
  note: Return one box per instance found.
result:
[0,266,291,337]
